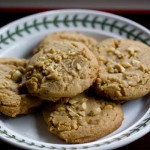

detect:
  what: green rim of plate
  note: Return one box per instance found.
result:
[0,12,150,48]
[0,10,150,149]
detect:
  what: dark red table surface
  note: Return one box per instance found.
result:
[0,10,150,150]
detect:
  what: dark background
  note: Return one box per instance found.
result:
[0,10,150,150]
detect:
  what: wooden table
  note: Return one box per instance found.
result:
[0,10,150,150]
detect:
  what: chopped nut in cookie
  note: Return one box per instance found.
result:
[43,91,123,144]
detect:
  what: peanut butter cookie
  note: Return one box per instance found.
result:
[34,31,97,53]
[0,58,42,117]
[43,91,124,144]
[26,41,99,101]
[93,39,150,100]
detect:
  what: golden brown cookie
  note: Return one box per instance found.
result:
[93,38,150,101]
[0,58,42,117]
[26,40,99,101]
[43,91,124,144]
[34,31,97,53]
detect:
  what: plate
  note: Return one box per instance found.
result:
[0,9,150,150]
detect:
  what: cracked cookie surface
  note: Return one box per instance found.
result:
[43,91,124,144]
[93,39,150,100]
[34,32,97,54]
[0,58,42,117]
[26,41,99,101]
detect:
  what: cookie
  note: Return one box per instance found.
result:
[43,91,124,144]
[0,58,42,117]
[34,31,97,53]
[93,38,150,100]
[26,40,99,101]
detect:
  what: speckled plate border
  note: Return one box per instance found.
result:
[0,9,150,150]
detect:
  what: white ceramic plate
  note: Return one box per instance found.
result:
[0,9,150,150]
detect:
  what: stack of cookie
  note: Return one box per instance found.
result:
[0,58,42,117]
[1,32,150,144]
